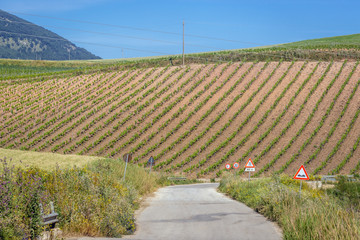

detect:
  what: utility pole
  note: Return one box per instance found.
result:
[122,48,124,59]
[68,49,70,61]
[182,20,185,66]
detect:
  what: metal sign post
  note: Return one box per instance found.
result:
[148,156,155,174]
[233,162,239,176]
[245,168,255,183]
[123,153,132,181]
[244,158,256,184]
[225,163,231,170]
[293,165,310,198]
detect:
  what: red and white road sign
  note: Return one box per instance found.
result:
[293,165,309,180]
[245,158,255,168]
[225,163,231,170]
[233,162,240,169]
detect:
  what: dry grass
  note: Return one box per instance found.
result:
[0,148,103,171]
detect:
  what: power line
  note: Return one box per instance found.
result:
[0,30,172,55]
[0,18,224,51]
[2,29,357,63]
[2,13,357,62]
[8,11,264,45]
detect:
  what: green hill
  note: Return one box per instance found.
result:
[277,34,360,50]
[0,10,101,60]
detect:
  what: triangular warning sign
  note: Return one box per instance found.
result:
[293,165,309,180]
[245,158,255,168]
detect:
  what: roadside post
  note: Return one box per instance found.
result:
[244,158,255,183]
[123,153,132,181]
[225,163,231,170]
[293,165,309,198]
[233,162,239,175]
[148,156,155,173]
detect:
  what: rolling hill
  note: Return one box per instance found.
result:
[1,59,359,178]
[0,10,101,60]
[276,33,360,49]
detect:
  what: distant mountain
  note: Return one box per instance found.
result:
[0,10,101,60]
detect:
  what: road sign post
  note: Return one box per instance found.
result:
[293,165,309,198]
[244,159,255,183]
[225,163,231,170]
[123,153,132,181]
[233,162,239,169]
[233,162,239,175]
[148,156,155,173]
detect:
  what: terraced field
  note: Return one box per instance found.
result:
[1,61,359,177]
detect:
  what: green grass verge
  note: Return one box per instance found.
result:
[219,174,360,240]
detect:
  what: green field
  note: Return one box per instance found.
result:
[1,33,360,83]
[277,33,360,49]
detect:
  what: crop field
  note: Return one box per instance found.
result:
[1,60,360,177]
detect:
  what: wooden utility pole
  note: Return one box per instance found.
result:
[182,20,185,66]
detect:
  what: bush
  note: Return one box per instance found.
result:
[0,157,159,239]
[326,175,360,211]
[219,173,360,240]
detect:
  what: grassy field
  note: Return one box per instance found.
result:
[0,147,103,170]
[277,33,360,49]
[1,33,359,82]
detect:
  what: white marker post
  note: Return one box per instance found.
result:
[123,153,132,181]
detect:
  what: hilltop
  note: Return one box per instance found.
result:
[276,33,360,49]
[0,10,101,60]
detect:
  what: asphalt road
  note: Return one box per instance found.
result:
[124,183,282,240]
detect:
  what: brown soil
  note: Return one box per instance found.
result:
[1,61,360,177]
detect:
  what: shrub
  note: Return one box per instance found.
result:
[219,173,360,240]
[0,157,159,239]
[326,175,360,211]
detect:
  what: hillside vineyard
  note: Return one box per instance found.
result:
[1,61,360,177]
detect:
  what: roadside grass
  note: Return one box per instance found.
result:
[219,174,360,240]
[0,149,201,239]
[0,156,160,239]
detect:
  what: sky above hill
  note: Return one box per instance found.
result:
[0,0,359,59]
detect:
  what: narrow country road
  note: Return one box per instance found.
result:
[124,183,282,240]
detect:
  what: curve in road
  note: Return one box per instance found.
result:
[125,183,282,240]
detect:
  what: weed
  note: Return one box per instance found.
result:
[219,173,360,240]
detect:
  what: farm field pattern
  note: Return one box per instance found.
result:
[1,61,360,177]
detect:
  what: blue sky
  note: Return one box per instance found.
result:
[0,0,359,59]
